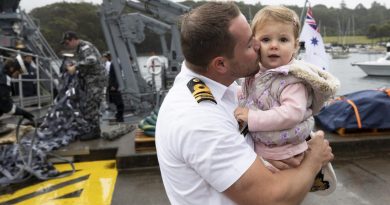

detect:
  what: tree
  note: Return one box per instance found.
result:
[26,1,390,50]
[30,2,104,53]
[367,24,378,38]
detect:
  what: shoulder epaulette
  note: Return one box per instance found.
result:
[187,78,217,104]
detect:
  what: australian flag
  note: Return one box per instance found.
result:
[299,5,329,71]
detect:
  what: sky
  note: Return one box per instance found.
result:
[19,0,388,12]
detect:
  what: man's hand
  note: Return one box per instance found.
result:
[306,131,334,167]
[66,64,76,75]
[234,107,249,123]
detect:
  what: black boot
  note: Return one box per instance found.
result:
[79,127,101,141]
[116,115,124,123]
[0,122,13,136]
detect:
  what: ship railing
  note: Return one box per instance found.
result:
[1,46,57,110]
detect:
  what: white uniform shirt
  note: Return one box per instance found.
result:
[156,62,257,205]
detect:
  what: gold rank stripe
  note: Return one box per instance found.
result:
[0,160,117,205]
[192,89,212,96]
[193,92,214,98]
[187,78,216,104]
[195,94,214,100]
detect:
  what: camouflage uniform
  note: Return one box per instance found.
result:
[74,40,106,137]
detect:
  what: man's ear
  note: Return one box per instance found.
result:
[210,56,228,74]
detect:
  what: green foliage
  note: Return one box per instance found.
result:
[27,1,390,55]
[29,2,105,53]
[323,35,390,45]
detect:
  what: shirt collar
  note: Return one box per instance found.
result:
[179,62,237,102]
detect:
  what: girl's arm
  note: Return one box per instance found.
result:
[248,83,310,131]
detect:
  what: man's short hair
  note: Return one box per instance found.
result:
[180,2,240,68]
[4,59,22,72]
[20,48,33,56]
[60,31,78,45]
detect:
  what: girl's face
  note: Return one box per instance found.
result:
[255,20,298,69]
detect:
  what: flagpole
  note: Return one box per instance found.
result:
[299,0,309,30]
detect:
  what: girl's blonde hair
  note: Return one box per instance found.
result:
[251,5,300,39]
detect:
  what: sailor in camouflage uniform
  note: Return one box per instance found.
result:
[61,31,106,140]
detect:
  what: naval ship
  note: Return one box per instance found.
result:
[0,0,188,204]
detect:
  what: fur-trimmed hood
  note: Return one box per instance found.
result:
[288,60,340,114]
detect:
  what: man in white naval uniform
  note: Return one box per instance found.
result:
[156,2,334,205]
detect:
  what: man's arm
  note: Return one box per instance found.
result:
[78,42,100,66]
[266,153,305,170]
[224,131,332,205]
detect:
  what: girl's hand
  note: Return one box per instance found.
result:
[234,107,249,122]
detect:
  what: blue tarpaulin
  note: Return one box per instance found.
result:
[315,89,390,132]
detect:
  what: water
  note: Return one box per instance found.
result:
[136,53,390,95]
[328,53,390,95]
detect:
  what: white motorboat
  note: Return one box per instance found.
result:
[351,52,390,76]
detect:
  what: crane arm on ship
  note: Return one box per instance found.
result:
[99,0,190,114]
[126,0,190,87]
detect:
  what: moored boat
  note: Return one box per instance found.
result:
[352,43,390,76]
[351,51,390,76]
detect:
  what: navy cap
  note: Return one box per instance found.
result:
[102,51,111,57]
[60,31,78,45]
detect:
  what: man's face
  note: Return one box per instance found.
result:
[226,14,260,80]
[24,55,33,63]
[63,39,77,49]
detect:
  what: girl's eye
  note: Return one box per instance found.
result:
[280,38,289,42]
[261,38,270,42]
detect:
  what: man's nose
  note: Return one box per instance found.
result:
[253,39,260,51]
